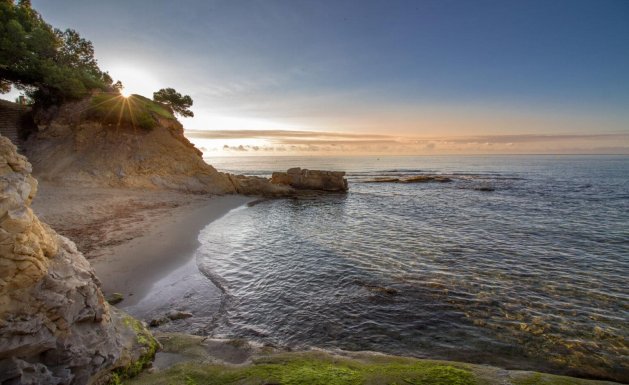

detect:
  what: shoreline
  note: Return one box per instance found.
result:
[32,183,251,307]
[30,183,626,384]
[92,194,251,306]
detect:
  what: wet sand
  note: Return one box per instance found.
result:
[32,183,251,307]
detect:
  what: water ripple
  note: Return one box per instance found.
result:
[198,156,629,383]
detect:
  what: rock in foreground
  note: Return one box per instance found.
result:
[271,167,348,192]
[0,135,156,385]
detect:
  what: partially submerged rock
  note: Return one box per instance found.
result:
[106,292,125,305]
[149,310,194,328]
[227,174,295,197]
[0,135,157,385]
[226,168,349,197]
[364,175,452,183]
[271,167,348,192]
[167,310,193,321]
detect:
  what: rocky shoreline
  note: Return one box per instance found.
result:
[0,93,623,384]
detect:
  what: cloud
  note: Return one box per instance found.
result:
[223,144,248,151]
[187,129,389,140]
[195,130,629,155]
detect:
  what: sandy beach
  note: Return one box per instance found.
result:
[32,182,251,307]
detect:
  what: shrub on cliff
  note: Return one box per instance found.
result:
[0,0,112,104]
[153,88,194,118]
[86,93,175,130]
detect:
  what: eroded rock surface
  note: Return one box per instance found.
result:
[271,167,348,192]
[227,174,295,197]
[0,136,156,385]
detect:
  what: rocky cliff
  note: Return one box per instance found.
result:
[0,135,156,385]
[24,93,235,194]
[22,94,349,197]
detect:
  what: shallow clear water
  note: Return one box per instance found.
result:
[198,155,629,382]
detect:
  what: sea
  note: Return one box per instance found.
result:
[198,155,628,382]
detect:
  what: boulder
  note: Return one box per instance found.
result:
[0,135,157,385]
[227,174,295,197]
[271,168,348,192]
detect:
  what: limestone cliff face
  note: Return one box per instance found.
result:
[0,136,156,385]
[24,96,235,194]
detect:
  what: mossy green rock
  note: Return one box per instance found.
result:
[124,333,621,385]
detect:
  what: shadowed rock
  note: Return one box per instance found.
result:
[0,135,157,385]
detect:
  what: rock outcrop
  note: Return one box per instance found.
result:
[271,168,348,192]
[24,94,235,194]
[21,94,350,197]
[0,135,156,385]
[227,174,295,197]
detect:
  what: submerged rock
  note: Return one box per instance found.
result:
[167,310,193,321]
[399,175,452,183]
[271,167,348,192]
[0,135,157,385]
[474,185,495,192]
[364,175,452,183]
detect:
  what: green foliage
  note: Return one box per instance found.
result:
[112,80,124,94]
[152,88,194,118]
[86,93,174,130]
[0,0,112,104]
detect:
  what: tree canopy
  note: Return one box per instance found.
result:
[152,88,194,118]
[0,0,112,104]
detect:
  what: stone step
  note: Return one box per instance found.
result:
[0,101,30,152]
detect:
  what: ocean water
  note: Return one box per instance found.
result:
[198,155,629,382]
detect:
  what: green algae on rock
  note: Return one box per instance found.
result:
[125,333,621,385]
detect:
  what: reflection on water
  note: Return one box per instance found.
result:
[198,156,629,382]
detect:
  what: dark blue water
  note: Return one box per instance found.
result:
[199,155,629,382]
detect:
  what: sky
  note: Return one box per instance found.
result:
[9,0,629,155]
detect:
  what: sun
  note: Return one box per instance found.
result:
[107,64,161,98]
